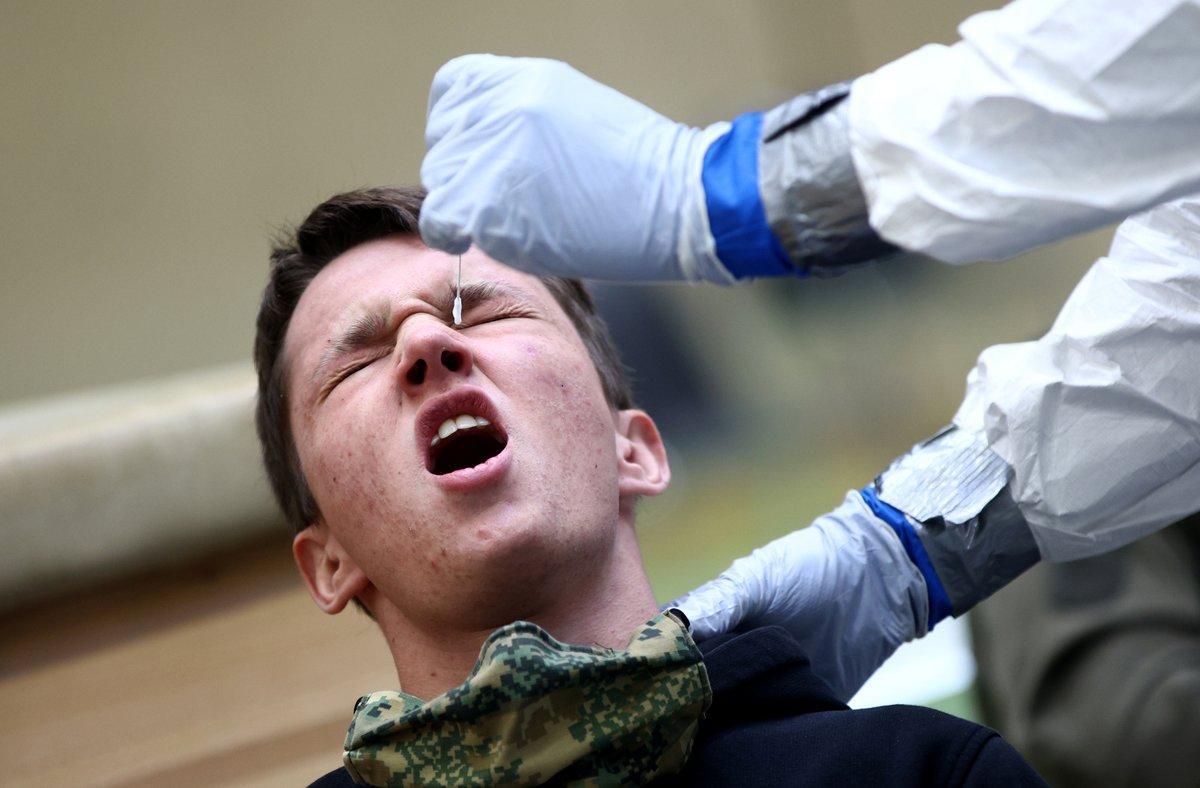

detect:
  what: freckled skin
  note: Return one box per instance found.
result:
[284,238,659,674]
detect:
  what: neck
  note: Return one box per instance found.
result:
[367,517,659,700]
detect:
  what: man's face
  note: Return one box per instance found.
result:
[284,236,632,627]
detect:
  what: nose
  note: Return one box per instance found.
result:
[397,321,473,397]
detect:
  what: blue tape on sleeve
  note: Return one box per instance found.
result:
[859,486,955,626]
[701,112,797,279]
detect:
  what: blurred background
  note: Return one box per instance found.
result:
[2,1,1119,785]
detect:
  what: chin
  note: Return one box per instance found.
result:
[460,512,571,571]
[443,509,615,612]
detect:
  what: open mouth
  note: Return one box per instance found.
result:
[427,413,509,475]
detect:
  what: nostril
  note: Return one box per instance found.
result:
[406,358,427,385]
[441,349,463,372]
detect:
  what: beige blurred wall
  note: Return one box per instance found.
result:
[2,0,1112,604]
[0,0,1002,405]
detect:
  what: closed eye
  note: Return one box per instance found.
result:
[320,350,390,398]
[460,304,537,327]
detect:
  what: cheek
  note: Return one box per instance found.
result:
[302,420,427,571]
[307,425,369,505]
[510,342,617,469]
[516,343,605,415]
[303,408,395,518]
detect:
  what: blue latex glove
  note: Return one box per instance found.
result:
[671,491,934,702]
[420,54,733,283]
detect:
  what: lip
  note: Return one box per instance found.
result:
[415,386,511,492]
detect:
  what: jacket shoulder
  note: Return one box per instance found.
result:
[678,703,1045,787]
[308,767,355,787]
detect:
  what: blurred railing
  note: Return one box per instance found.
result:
[0,363,280,612]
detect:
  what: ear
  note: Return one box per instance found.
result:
[293,524,371,615]
[615,409,671,499]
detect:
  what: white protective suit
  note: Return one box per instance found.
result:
[846,0,1200,561]
[850,0,1200,265]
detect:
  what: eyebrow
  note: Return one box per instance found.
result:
[449,280,538,314]
[309,280,539,386]
[310,301,393,385]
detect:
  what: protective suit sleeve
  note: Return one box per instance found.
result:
[948,196,1200,562]
[848,0,1200,263]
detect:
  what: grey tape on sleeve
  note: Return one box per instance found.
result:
[877,426,1041,613]
[758,82,901,275]
[912,486,1040,613]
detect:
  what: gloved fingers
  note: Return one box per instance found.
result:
[670,572,754,640]
[426,55,581,150]
[420,116,549,262]
[419,53,703,280]
[419,136,474,254]
[675,519,858,639]
[425,53,511,148]
[421,54,563,259]
[428,53,499,107]
[417,199,472,256]
[678,601,741,642]
[420,90,513,255]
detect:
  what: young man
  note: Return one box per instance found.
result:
[255,186,1042,786]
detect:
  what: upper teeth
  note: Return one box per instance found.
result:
[431,413,490,447]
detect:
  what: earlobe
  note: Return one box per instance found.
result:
[615,409,671,498]
[293,524,371,615]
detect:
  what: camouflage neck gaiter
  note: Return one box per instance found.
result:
[343,610,711,787]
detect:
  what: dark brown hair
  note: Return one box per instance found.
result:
[254,186,632,534]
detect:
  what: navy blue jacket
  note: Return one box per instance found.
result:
[312,625,1044,786]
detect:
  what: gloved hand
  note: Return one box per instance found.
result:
[420,54,733,282]
[670,491,932,702]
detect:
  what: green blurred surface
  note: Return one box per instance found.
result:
[925,687,981,723]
